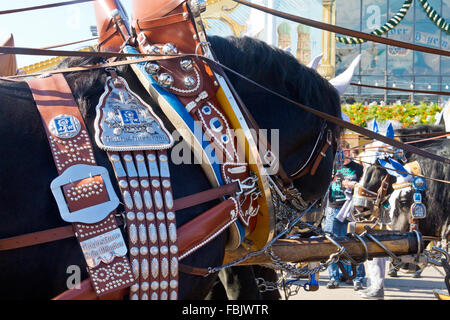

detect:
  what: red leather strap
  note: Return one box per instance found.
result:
[25,73,135,297]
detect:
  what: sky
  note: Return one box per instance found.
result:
[0,0,134,67]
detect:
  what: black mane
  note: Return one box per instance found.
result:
[209,36,340,119]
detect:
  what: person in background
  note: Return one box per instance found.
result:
[323,140,365,290]
[359,257,386,299]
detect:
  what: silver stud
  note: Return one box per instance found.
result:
[162,43,178,55]
[144,62,160,75]
[150,246,159,256]
[159,223,168,243]
[123,191,133,209]
[154,190,163,210]
[184,76,196,89]
[146,211,155,221]
[136,212,145,221]
[170,245,178,254]
[130,179,139,188]
[152,179,160,188]
[171,257,178,277]
[148,45,161,55]
[119,180,128,188]
[165,191,174,209]
[140,246,148,256]
[170,280,178,289]
[162,180,171,188]
[180,58,194,71]
[160,291,168,300]
[167,211,175,221]
[168,223,177,243]
[129,224,138,244]
[130,283,139,292]
[134,191,143,210]
[151,281,159,290]
[141,281,149,291]
[141,259,149,280]
[158,73,174,88]
[160,280,168,290]
[160,245,168,255]
[141,179,150,188]
[130,247,139,256]
[151,258,159,278]
[148,224,157,243]
[139,224,147,244]
[156,211,165,221]
[144,190,153,210]
[132,259,139,278]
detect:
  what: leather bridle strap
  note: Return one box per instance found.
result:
[351,82,450,96]
[204,58,450,166]
[0,0,93,15]
[25,73,135,298]
[372,174,391,218]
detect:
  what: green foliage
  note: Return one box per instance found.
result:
[342,102,442,128]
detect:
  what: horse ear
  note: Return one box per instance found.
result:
[388,158,408,177]
[372,119,379,133]
[307,53,323,70]
[378,159,402,178]
[386,122,394,139]
[329,54,361,96]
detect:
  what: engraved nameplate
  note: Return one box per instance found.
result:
[94,76,173,151]
[80,228,128,268]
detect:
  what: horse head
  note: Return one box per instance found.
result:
[387,141,450,238]
[353,123,396,219]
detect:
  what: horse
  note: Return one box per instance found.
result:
[0,35,342,299]
[355,124,450,259]
[353,124,450,278]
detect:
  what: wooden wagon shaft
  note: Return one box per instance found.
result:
[347,222,443,242]
[223,231,422,266]
[53,231,420,299]
[347,221,383,234]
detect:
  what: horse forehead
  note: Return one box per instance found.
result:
[388,187,411,218]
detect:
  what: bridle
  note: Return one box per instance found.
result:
[353,174,391,222]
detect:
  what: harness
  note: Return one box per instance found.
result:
[391,161,425,232]
[0,0,334,300]
[355,161,426,233]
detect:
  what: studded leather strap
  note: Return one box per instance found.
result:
[134,24,259,232]
[25,73,135,297]
[107,149,179,300]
